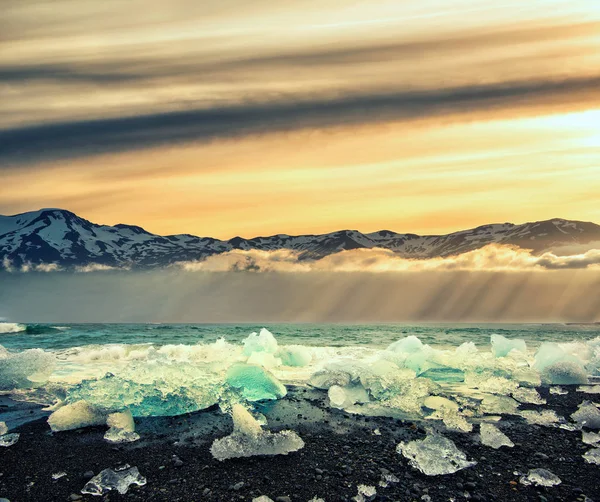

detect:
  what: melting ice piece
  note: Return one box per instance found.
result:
[0,421,7,436]
[48,401,107,432]
[52,472,67,480]
[533,343,588,385]
[512,388,546,405]
[571,401,600,429]
[0,433,19,447]
[519,409,561,426]
[549,387,568,396]
[379,473,399,488]
[309,370,352,390]
[480,395,520,416]
[104,410,140,443]
[210,404,304,461]
[490,334,527,358]
[519,468,561,487]
[583,447,600,465]
[328,384,369,409]
[582,431,600,445]
[226,363,287,401]
[0,345,56,390]
[397,432,476,476]
[479,423,514,449]
[578,385,600,394]
[252,497,274,502]
[354,485,376,502]
[81,465,146,496]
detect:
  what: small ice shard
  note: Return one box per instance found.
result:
[549,387,568,395]
[578,385,600,394]
[0,433,19,447]
[0,421,7,435]
[354,485,376,502]
[379,473,399,488]
[397,432,476,476]
[571,401,600,429]
[427,407,472,433]
[104,410,140,443]
[52,472,67,480]
[81,465,146,496]
[582,431,600,445]
[512,388,546,405]
[48,401,107,432]
[490,334,527,358]
[519,409,561,426]
[210,404,304,461]
[583,447,600,465]
[479,423,514,449]
[226,363,287,401]
[252,497,274,502]
[520,468,561,487]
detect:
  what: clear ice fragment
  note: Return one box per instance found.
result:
[226,363,287,401]
[104,410,140,443]
[571,401,600,429]
[519,468,561,487]
[519,409,561,426]
[549,387,568,395]
[479,423,514,449]
[52,472,67,480]
[0,433,19,447]
[534,343,588,385]
[81,465,146,496]
[490,335,527,358]
[354,485,376,502]
[582,431,600,445]
[512,388,546,405]
[210,404,304,461]
[397,432,476,476]
[583,447,600,465]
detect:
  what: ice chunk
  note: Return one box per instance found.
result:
[512,388,545,405]
[278,345,312,367]
[0,433,19,447]
[549,386,568,395]
[387,336,433,373]
[571,401,600,429]
[583,447,600,465]
[104,410,140,443]
[397,432,476,475]
[0,345,56,390]
[0,421,7,435]
[519,468,561,487]
[354,485,376,502]
[379,472,399,488]
[247,352,281,370]
[226,363,287,401]
[519,409,561,426]
[48,401,107,432]
[252,497,274,502]
[491,335,527,358]
[81,465,146,495]
[582,431,600,445]
[577,385,600,394]
[465,373,519,395]
[534,343,588,384]
[243,328,278,356]
[210,404,304,461]
[309,370,351,390]
[52,472,67,480]
[328,384,369,409]
[480,395,520,416]
[479,423,514,449]
[427,408,472,433]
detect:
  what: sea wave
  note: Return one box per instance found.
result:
[0,323,69,335]
[0,322,27,334]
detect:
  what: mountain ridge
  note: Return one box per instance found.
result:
[1,208,600,270]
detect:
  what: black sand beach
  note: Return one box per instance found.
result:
[1,386,598,502]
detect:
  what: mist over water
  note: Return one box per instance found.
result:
[1,269,599,323]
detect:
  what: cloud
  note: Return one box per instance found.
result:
[0,259,124,273]
[1,74,599,165]
[176,244,600,273]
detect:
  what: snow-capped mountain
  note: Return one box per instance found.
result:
[1,208,600,270]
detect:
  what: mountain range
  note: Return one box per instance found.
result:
[1,208,600,270]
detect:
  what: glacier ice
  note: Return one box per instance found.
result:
[479,423,514,449]
[210,404,304,461]
[226,363,287,401]
[104,410,140,443]
[0,345,55,390]
[571,401,600,429]
[583,447,600,465]
[0,433,19,447]
[0,421,7,436]
[534,343,588,384]
[397,432,476,476]
[81,465,146,495]
[582,431,600,445]
[48,401,107,432]
[354,485,376,502]
[243,328,278,356]
[490,334,527,358]
[519,468,561,487]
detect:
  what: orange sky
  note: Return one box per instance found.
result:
[1,0,599,238]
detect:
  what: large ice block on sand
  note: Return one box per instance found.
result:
[520,468,561,487]
[387,336,433,373]
[81,465,146,495]
[243,328,278,356]
[571,401,600,429]
[0,345,56,390]
[397,432,476,476]
[210,404,304,461]
[104,410,140,443]
[534,343,588,384]
[479,423,514,449]
[226,363,287,401]
[48,400,107,432]
[491,335,527,358]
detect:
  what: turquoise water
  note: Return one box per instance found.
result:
[2,322,600,351]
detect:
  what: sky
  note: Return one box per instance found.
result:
[1,0,599,239]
